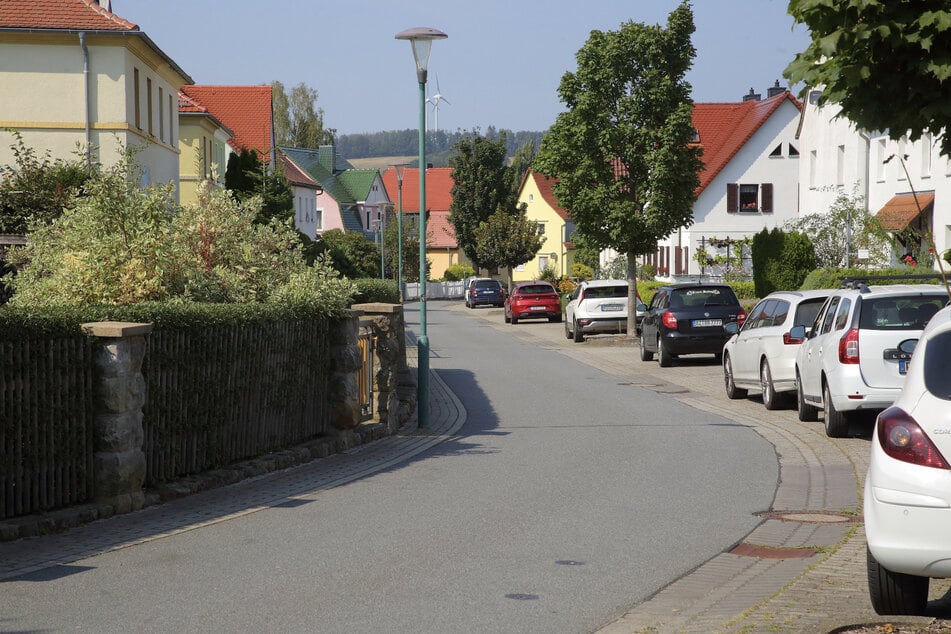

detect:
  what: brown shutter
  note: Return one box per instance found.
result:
[727,183,739,212]
[761,183,773,212]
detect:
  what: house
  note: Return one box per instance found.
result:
[282,145,389,243]
[797,90,951,266]
[380,167,461,280]
[650,84,803,277]
[515,170,574,282]
[278,150,323,239]
[0,0,191,199]
[176,91,232,204]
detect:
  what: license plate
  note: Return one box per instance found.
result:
[899,359,909,375]
[530,306,546,311]
[692,319,723,327]
[601,304,622,312]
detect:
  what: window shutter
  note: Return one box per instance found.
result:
[727,183,739,212]
[761,183,773,212]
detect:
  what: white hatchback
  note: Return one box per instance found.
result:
[865,303,951,615]
[564,279,646,343]
[793,283,947,437]
[722,289,829,410]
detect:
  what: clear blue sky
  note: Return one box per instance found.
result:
[113,0,811,136]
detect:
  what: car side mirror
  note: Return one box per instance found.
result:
[789,325,806,340]
[898,338,918,355]
[636,302,647,312]
[724,322,739,335]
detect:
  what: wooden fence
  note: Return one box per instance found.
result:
[0,337,96,520]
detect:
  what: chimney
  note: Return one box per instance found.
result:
[767,79,787,98]
[742,87,761,102]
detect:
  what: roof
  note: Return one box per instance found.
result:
[427,210,457,248]
[180,85,273,155]
[0,0,137,31]
[278,151,320,189]
[692,91,801,194]
[875,192,935,231]
[380,167,454,212]
[0,0,192,83]
[528,171,570,220]
[336,169,380,202]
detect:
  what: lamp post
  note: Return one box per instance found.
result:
[378,204,386,280]
[395,26,447,429]
[392,163,408,300]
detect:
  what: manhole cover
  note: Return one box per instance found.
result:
[758,510,858,524]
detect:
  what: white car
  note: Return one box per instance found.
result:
[792,283,946,437]
[865,303,951,616]
[563,279,646,343]
[722,289,829,410]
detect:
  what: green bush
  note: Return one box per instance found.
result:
[800,267,946,291]
[350,278,401,304]
[752,228,815,296]
[443,263,474,282]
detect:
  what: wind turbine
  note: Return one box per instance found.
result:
[425,73,451,133]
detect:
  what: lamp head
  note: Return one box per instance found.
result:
[395,27,447,84]
[392,163,409,183]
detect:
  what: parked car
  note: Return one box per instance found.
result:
[563,279,647,342]
[465,277,505,308]
[864,304,951,616]
[639,283,747,367]
[792,283,947,437]
[722,289,830,409]
[504,281,562,324]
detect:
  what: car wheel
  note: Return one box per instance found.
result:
[639,331,653,361]
[796,370,819,422]
[564,320,573,339]
[511,313,519,325]
[573,320,584,343]
[658,336,674,367]
[823,382,850,438]
[550,314,562,323]
[761,360,783,410]
[724,354,747,399]
[867,546,929,616]
[504,311,510,324]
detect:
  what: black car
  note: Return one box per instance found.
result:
[465,278,505,308]
[639,283,747,367]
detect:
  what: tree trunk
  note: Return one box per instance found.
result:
[626,250,638,338]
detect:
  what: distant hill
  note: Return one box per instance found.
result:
[336,128,546,167]
[347,156,417,170]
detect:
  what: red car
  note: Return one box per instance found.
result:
[504,281,562,325]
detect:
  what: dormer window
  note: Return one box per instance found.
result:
[691,128,700,143]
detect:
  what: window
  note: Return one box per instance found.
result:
[133,68,141,129]
[788,143,799,157]
[898,138,907,180]
[691,128,700,143]
[834,298,852,330]
[315,209,323,230]
[147,78,153,135]
[876,139,887,181]
[158,87,164,142]
[739,184,759,211]
[809,150,817,188]
[819,297,841,335]
[168,94,174,145]
[922,132,933,178]
[836,145,845,186]
[769,144,783,158]
[536,222,545,235]
[744,300,769,330]
[528,194,533,202]
[538,255,549,271]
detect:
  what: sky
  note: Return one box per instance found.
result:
[113,0,812,137]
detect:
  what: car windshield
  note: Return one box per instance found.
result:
[520,285,554,294]
[585,285,627,299]
[924,331,951,400]
[858,297,945,330]
[670,286,738,308]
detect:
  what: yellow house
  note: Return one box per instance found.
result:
[514,170,575,282]
[176,91,232,205]
[0,0,191,199]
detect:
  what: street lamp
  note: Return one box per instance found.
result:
[378,204,387,280]
[392,163,409,300]
[395,26,447,430]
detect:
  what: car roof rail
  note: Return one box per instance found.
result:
[839,273,945,291]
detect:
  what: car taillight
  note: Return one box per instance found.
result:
[877,407,951,469]
[736,307,747,327]
[783,331,804,345]
[662,311,678,329]
[838,327,860,364]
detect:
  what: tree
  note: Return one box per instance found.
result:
[316,229,381,279]
[224,148,294,226]
[473,206,545,288]
[785,1,951,157]
[535,2,702,337]
[271,81,336,148]
[448,133,514,270]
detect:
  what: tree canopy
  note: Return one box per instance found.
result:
[534,1,701,334]
[474,206,545,288]
[272,81,336,149]
[785,0,951,157]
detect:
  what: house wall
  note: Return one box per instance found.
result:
[317,192,343,234]
[663,100,802,276]
[0,34,183,199]
[292,184,320,239]
[516,174,569,281]
[178,117,229,205]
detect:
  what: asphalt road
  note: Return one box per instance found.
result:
[0,301,779,633]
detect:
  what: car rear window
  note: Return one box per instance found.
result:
[924,331,951,400]
[670,286,739,308]
[474,280,500,289]
[585,285,627,299]
[520,284,555,294]
[858,297,945,330]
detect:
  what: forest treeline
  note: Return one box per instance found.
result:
[335,127,546,160]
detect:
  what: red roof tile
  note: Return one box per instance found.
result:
[177,91,207,113]
[530,172,570,221]
[875,192,935,231]
[180,85,273,155]
[381,167,453,212]
[693,91,801,194]
[427,210,457,248]
[0,0,138,30]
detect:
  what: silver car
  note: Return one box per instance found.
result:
[564,279,646,343]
